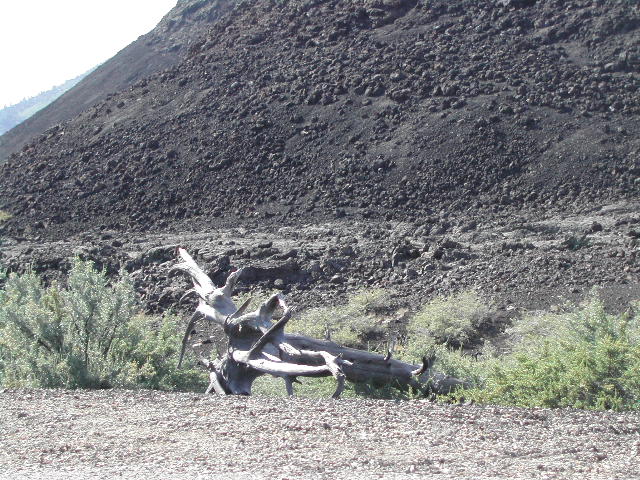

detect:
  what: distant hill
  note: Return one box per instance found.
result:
[0,71,92,135]
[0,0,235,163]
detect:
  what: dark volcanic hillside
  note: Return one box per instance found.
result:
[0,0,639,316]
[0,0,234,164]
[1,0,638,239]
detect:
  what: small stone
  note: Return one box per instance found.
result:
[390,89,410,102]
[588,221,603,233]
[474,118,489,129]
[340,245,354,256]
[405,268,418,279]
[365,84,385,97]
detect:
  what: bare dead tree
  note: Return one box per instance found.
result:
[173,248,463,398]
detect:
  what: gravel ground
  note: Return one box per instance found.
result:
[1,389,639,480]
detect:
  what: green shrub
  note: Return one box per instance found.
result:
[0,210,11,224]
[456,298,640,410]
[109,314,206,391]
[0,259,205,390]
[287,289,390,348]
[406,290,490,354]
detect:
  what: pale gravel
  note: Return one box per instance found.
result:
[1,389,639,480]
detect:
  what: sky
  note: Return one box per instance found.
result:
[0,0,177,108]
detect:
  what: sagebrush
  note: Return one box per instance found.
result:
[406,290,490,352]
[0,259,205,390]
[287,288,390,348]
[444,297,640,411]
[2,259,638,410]
[286,288,640,410]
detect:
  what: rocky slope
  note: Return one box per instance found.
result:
[0,0,638,315]
[1,0,638,235]
[1,201,638,324]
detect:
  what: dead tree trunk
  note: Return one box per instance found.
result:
[173,248,463,398]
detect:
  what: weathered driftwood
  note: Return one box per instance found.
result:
[173,248,463,398]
